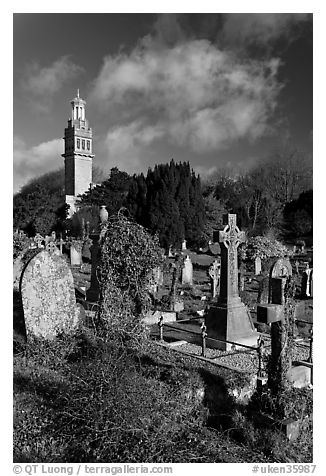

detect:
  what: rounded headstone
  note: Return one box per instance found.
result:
[20,250,80,339]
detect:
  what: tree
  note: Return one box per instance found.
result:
[13,169,66,235]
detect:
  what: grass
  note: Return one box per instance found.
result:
[13,329,313,463]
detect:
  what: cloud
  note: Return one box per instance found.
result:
[220,13,311,48]
[22,56,83,111]
[91,36,282,165]
[14,136,63,193]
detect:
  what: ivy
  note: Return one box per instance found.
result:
[96,211,163,345]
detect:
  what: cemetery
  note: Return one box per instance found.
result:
[13,209,313,463]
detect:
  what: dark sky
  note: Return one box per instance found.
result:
[13,13,313,192]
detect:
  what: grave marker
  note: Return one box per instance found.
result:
[208,259,220,299]
[181,255,193,285]
[20,250,81,340]
[255,256,262,275]
[205,214,258,350]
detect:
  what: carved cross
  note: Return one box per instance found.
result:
[218,214,246,299]
[218,214,246,250]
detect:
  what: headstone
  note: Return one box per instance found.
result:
[51,231,56,241]
[205,214,258,350]
[181,239,187,251]
[255,256,262,275]
[70,243,83,266]
[301,268,313,298]
[45,240,60,255]
[168,245,173,257]
[181,255,193,285]
[270,258,293,279]
[208,259,220,298]
[269,258,292,304]
[20,250,81,339]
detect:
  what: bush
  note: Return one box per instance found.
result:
[240,235,292,262]
[96,212,163,345]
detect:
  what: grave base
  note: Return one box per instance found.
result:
[205,298,259,351]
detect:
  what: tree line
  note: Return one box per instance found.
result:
[13,148,312,248]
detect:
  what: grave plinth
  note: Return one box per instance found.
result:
[205,214,259,350]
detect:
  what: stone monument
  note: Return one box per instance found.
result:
[205,214,258,350]
[20,250,82,340]
[181,255,193,285]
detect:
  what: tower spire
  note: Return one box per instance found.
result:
[77,88,80,98]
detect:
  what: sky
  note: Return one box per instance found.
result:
[13,12,313,193]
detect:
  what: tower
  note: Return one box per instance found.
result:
[62,90,94,216]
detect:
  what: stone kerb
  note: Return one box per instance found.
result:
[20,250,81,340]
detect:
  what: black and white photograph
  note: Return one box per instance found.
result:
[11,7,317,469]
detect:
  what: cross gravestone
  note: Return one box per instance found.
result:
[301,268,313,298]
[33,233,44,248]
[20,250,82,340]
[45,240,60,255]
[208,259,220,299]
[181,255,193,285]
[205,214,258,350]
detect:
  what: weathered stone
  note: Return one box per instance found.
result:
[280,419,300,441]
[270,277,287,305]
[181,255,193,285]
[270,258,292,279]
[143,310,176,326]
[255,256,262,275]
[70,244,83,266]
[20,250,81,340]
[208,259,220,298]
[287,364,312,388]
[205,214,258,350]
[257,303,284,324]
[301,268,313,298]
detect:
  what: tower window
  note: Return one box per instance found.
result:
[87,141,90,150]
[82,140,85,150]
[77,139,80,149]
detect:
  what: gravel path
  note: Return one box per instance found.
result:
[168,338,311,373]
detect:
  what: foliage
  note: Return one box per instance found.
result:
[13,230,31,260]
[13,169,67,236]
[97,212,163,344]
[14,334,312,463]
[240,236,292,261]
[78,161,206,249]
[211,148,312,236]
[283,190,313,237]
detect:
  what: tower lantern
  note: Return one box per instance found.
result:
[62,90,95,216]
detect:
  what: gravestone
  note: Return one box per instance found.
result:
[205,214,258,350]
[301,268,313,298]
[45,240,60,255]
[269,258,292,304]
[255,256,262,275]
[20,250,81,340]
[208,259,220,299]
[33,233,44,248]
[181,255,193,285]
[70,243,83,266]
[181,239,187,251]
